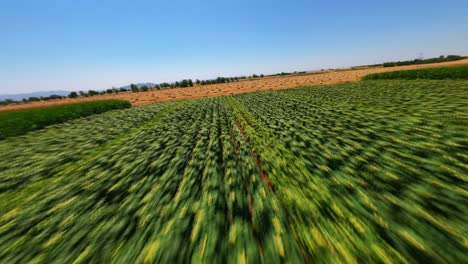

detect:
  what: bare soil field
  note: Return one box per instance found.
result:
[2,58,468,112]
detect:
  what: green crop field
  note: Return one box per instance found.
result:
[363,65,468,80]
[0,100,131,139]
[0,80,467,263]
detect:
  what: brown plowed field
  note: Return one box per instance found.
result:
[2,59,468,112]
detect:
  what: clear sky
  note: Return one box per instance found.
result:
[1,0,468,94]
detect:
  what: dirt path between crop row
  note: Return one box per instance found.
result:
[2,59,468,112]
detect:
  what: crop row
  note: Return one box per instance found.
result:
[0,101,179,195]
[0,97,304,263]
[0,80,467,263]
[362,65,468,80]
[231,80,467,263]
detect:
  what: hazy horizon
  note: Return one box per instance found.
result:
[2,0,468,94]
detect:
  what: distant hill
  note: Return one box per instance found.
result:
[0,83,157,101]
[0,90,71,101]
[120,83,156,90]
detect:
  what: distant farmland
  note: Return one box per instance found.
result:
[1,79,466,262]
[1,58,468,112]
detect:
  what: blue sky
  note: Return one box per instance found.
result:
[1,0,468,94]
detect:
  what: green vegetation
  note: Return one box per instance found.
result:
[0,80,467,262]
[68,91,78,98]
[0,100,131,139]
[130,84,140,92]
[363,65,468,80]
[0,94,67,106]
[381,55,467,67]
[0,99,15,106]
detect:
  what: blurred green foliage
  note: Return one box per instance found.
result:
[0,80,467,263]
[0,100,131,139]
[363,65,468,80]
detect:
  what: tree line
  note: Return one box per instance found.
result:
[4,54,467,106]
[1,71,312,106]
[1,94,68,106]
[381,55,467,68]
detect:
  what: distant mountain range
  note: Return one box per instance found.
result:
[0,90,71,101]
[0,83,157,101]
[119,83,156,90]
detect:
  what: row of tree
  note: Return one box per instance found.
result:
[0,89,124,105]
[1,72,309,106]
[0,94,68,105]
[6,54,467,106]
[382,55,467,67]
